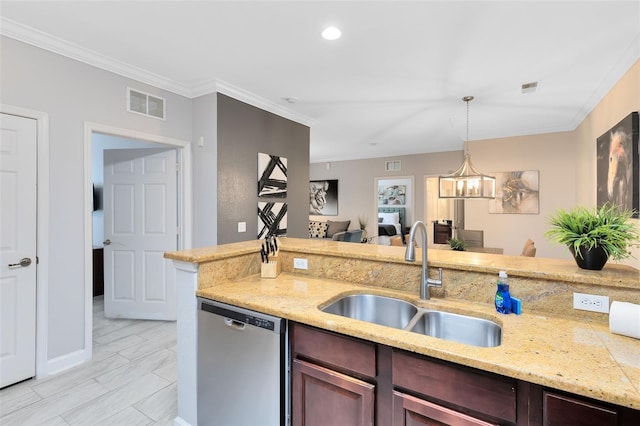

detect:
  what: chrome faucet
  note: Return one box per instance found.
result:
[404,221,443,300]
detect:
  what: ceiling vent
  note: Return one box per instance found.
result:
[127,88,166,120]
[521,81,538,94]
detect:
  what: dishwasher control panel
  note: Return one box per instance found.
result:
[200,299,283,333]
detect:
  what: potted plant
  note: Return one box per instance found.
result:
[546,203,640,270]
[448,238,466,251]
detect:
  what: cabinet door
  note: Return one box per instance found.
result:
[543,392,617,426]
[393,391,497,426]
[292,358,375,426]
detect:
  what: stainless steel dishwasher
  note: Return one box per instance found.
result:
[197,298,289,426]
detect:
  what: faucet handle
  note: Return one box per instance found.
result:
[428,268,443,287]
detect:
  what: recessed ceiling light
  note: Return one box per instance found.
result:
[322,26,342,40]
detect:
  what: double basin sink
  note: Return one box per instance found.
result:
[320,294,502,348]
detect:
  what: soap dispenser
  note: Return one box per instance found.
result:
[495,271,512,314]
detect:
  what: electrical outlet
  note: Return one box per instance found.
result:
[293,258,308,270]
[573,292,609,313]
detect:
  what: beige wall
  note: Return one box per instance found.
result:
[575,58,640,268]
[311,59,639,270]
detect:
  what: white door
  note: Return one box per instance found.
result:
[103,148,177,320]
[0,113,37,388]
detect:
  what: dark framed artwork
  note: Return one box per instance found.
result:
[597,112,639,217]
[488,170,540,214]
[309,180,338,215]
[257,202,287,239]
[258,152,287,198]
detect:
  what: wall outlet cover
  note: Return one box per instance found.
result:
[573,292,609,314]
[293,258,308,269]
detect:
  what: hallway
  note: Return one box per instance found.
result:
[0,297,177,425]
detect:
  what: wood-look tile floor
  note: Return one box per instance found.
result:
[0,297,177,425]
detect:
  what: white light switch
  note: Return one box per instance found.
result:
[237,222,246,233]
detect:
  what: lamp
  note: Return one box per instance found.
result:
[439,96,496,199]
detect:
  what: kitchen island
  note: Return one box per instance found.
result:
[165,237,640,425]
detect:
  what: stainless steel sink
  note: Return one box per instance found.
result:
[410,311,502,348]
[321,294,418,329]
[320,293,502,348]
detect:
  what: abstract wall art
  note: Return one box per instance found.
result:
[258,152,287,198]
[489,170,540,214]
[597,112,639,217]
[257,202,287,239]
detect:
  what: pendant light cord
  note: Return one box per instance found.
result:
[463,95,473,157]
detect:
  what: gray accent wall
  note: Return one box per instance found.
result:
[217,94,310,244]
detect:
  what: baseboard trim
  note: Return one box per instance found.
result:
[43,348,89,377]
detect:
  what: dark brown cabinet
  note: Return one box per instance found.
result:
[393,391,496,426]
[291,323,376,426]
[433,222,452,244]
[290,322,640,426]
[392,349,516,425]
[542,391,640,426]
[292,359,374,426]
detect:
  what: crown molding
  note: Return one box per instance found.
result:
[208,79,316,128]
[0,17,195,97]
[567,32,640,131]
[0,17,314,127]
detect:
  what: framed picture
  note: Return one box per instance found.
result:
[378,184,406,205]
[258,152,287,198]
[489,170,540,214]
[309,179,338,215]
[597,112,639,217]
[258,202,287,238]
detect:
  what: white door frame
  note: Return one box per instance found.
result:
[1,104,50,379]
[84,122,192,359]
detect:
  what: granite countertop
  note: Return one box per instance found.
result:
[196,272,640,410]
[167,238,640,409]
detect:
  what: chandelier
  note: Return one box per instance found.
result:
[439,96,496,199]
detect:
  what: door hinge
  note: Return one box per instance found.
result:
[176,162,180,172]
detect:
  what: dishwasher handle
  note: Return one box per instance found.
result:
[224,318,247,331]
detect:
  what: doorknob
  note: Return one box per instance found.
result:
[8,257,32,268]
[103,239,112,246]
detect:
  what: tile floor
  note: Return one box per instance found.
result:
[0,296,177,425]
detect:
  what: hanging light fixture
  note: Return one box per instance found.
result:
[439,96,496,199]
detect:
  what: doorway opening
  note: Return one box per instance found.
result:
[424,176,464,247]
[83,122,192,361]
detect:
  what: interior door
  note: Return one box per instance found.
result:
[103,148,177,320]
[0,113,37,388]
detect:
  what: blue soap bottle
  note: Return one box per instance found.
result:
[495,271,512,314]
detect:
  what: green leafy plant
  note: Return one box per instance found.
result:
[546,203,640,261]
[448,238,466,251]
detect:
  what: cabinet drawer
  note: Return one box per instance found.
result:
[393,391,497,426]
[291,323,376,379]
[392,350,516,423]
[543,391,617,426]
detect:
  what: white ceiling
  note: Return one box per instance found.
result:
[2,1,639,163]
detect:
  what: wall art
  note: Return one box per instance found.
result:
[257,202,287,239]
[597,111,639,217]
[378,183,406,205]
[489,170,540,214]
[309,179,338,215]
[258,152,287,198]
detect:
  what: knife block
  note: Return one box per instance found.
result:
[261,256,281,278]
